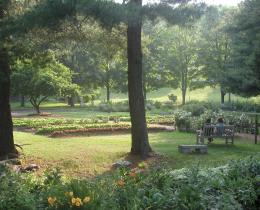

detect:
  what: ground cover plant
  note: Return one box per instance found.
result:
[0,157,259,210]
[13,116,175,136]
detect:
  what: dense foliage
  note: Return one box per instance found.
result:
[225,0,260,96]
[0,157,259,210]
[11,51,79,113]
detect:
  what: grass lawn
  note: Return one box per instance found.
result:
[11,86,260,110]
[99,87,260,103]
[14,131,260,177]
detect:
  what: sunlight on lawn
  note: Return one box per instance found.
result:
[14,131,260,177]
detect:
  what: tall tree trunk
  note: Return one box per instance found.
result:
[106,82,110,103]
[181,71,187,105]
[228,93,231,103]
[127,0,152,159]
[143,83,147,105]
[181,88,186,105]
[221,88,225,104]
[106,63,110,103]
[0,48,16,159]
[0,2,16,159]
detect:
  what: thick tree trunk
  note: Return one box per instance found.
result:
[68,96,75,107]
[0,47,16,159]
[127,0,152,159]
[30,100,40,114]
[35,105,40,114]
[143,83,147,105]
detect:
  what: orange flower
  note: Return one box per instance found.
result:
[117,179,125,186]
[48,197,57,206]
[71,197,82,207]
[83,196,91,203]
[75,198,82,206]
[71,197,76,205]
[129,172,137,177]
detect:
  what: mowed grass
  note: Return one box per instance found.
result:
[14,131,260,177]
[12,86,260,110]
[100,86,260,103]
[11,86,260,118]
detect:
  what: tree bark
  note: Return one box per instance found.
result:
[106,63,111,103]
[106,84,110,103]
[0,1,16,159]
[221,88,225,104]
[20,95,25,107]
[143,69,147,105]
[35,105,40,114]
[0,47,16,159]
[181,88,186,105]
[127,0,152,159]
[181,71,187,105]
[68,96,75,107]
[143,84,147,105]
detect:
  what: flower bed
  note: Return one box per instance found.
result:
[13,117,175,136]
[0,157,259,210]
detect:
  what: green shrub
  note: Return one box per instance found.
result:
[154,101,162,109]
[98,102,129,112]
[222,101,260,112]
[0,157,259,210]
[182,103,206,116]
[168,94,177,103]
[174,110,192,131]
[0,166,37,210]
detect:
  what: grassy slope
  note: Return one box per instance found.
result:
[15,131,260,177]
[12,86,260,110]
[99,87,260,103]
[11,86,260,118]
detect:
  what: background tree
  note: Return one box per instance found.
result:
[142,20,167,102]
[157,24,199,105]
[11,51,79,114]
[225,0,260,97]
[196,6,233,104]
[95,25,127,103]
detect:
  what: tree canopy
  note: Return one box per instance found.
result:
[11,51,79,113]
[224,0,260,97]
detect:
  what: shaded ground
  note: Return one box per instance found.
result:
[14,131,260,177]
[236,133,259,143]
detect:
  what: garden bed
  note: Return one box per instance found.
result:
[0,157,259,210]
[13,117,175,137]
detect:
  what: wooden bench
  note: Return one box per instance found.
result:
[178,145,208,154]
[196,124,235,145]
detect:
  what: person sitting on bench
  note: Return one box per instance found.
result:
[203,118,214,143]
[216,117,225,136]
